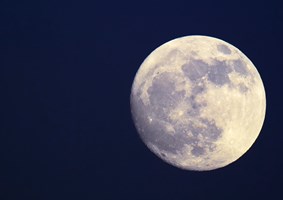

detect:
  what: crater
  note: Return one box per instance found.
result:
[160,152,167,158]
[239,83,249,93]
[217,44,231,55]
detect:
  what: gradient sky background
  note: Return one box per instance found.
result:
[0,0,282,199]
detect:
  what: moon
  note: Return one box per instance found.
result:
[130,35,266,171]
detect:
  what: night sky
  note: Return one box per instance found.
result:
[0,0,282,199]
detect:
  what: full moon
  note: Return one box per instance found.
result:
[130,35,266,171]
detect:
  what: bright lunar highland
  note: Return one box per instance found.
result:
[130,35,266,171]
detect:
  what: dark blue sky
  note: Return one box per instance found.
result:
[0,0,282,199]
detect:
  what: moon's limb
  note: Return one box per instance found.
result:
[130,35,266,171]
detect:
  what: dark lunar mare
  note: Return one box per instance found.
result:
[182,59,209,81]
[131,92,189,154]
[147,72,186,119]
[182,58,233,86]
[232,59,248,75]
[132,71,223,157]
[207,60,232,86]
[217,44,231,55]
[186,84,206,117]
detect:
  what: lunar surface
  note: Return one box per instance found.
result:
[130,35,266,171]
